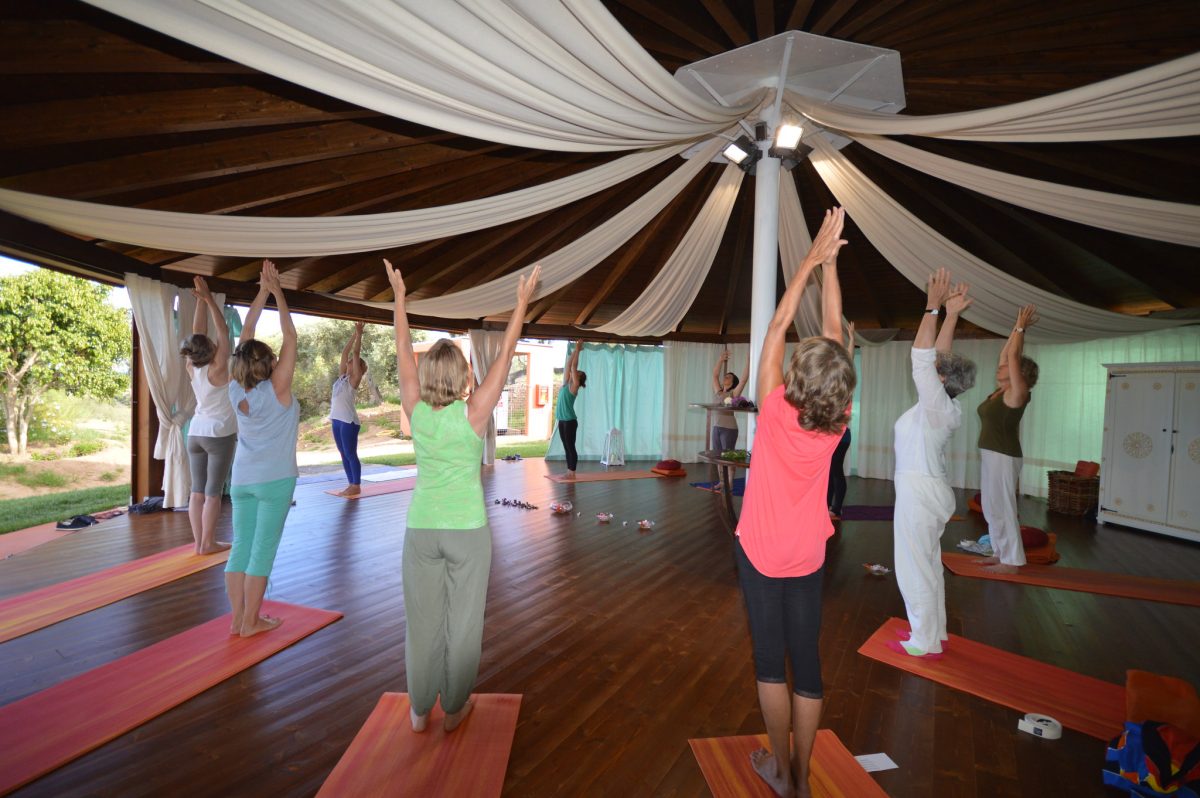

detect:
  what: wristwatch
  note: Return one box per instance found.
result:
[925,308,939,316]
[1015,326,1025,333]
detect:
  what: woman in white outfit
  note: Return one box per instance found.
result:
[891,269,976,658]
[180,276,236,555]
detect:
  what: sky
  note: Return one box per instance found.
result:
[0,254,564,356]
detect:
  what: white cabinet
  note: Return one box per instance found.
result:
[1098,362,1200,543]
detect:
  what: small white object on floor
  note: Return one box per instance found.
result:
[854,753,898,772]
[1017,713,1062,740]
[957,539,993,556]
[362,468,418,483]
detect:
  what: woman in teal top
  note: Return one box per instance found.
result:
[555,340,587,479]
[385,257,540,734]
[225,260,300,638]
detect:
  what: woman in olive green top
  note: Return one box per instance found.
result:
[385,258,541,733]
[975,304,1040,574]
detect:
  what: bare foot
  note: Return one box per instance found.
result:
[983,563,1019,574]
[229,615,243,636]
[750,748,793,797]
[411,707,428,733]
[443,699,474,733]
[342,484,361,497]
[198,541,231,555]
[565,470,576,481]
[240,614,283,638]
[977,555,1000,564]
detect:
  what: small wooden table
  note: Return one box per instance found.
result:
[688,403,756,530]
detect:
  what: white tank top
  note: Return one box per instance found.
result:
[329,374,359,424]
[189,364,237,437]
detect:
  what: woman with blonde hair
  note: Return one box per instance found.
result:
[330,320,368,497]
[225,260,299,637]
[179,276,235,555]
[736,208,855,798]
[385,258,540,733]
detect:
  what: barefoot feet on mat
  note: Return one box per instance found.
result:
[983,563,1020,574]
[198,541,231,555]
[749,748,793,797]
[240,614,283,638]
[565,470,576,481]
[411,707,428,733]
[340,485,361,497]
[444,698,474,733]
[976,555,1000,565]
[895,628,948,651]
[886,639,944,660]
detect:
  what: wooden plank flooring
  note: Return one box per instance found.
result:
[1,460,1197,797]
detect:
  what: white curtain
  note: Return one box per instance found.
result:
[661,341,751,462]
[126,273,198,507]
[0,145,686,257]
[853,135,1200,247]
[595,164,744,336]
[340,138,724,318]
[84,0,755,152]
[788,52,1200,142]
[468,328,505,465]
[808,136,1191,343]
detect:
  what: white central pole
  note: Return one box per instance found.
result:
[746,141,781,448]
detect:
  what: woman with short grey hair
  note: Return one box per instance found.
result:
[890,268,977,658]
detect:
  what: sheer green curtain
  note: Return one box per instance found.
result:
[855,328,1200,497]
[547,343,664,461]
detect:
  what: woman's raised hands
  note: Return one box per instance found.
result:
[382,258,406,302]
[259,259,282,294]
[1016,304,1039,330]
[808,207,848,266]
[946,283,974,315]
[517,263,542,305]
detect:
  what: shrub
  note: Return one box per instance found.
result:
[29,450,60,461]
[16,469,69,488]
[70,441,105,457]
[100,470,120,482]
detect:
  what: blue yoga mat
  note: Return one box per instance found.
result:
[690,479,745,497]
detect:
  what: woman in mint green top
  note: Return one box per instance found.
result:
[385,257,541,734]
[555,340,587,478]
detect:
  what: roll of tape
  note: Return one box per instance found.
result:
[1017,713,1062,740]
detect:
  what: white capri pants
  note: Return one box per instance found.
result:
[894,472,956,654]
[980,449,1026,566]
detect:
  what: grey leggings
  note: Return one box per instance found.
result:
[187,433,236,496]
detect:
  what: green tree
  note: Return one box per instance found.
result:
[0,269,130,454]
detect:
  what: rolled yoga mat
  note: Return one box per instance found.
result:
[544,470,664,483]
[317,693,521,798]
[0,601,342,795]
[0,543,229,644]
[324,477,416,499]
[689,729,886,798]
[942,552,1200,607]
[858,617,1124,740]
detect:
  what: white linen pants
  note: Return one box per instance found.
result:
[980,449,1026,566]
[894,472,956,654]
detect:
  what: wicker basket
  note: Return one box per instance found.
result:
[1047,470,1099,516]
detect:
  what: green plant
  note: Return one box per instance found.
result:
[70,440,105,457]
[16,469,69,488]
[0,463,27,479]
[29,450,60,461]
[0,484,130,535]
[100,470,120,482]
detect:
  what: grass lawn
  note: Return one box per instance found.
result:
[360,439,549,468]
[0,484,130,535]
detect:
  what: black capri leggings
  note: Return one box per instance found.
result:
[735,539,824,698]
[558,419,579,471]
[827,427,851,515]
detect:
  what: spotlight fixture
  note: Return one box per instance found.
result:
[775,123,803,150]
[769,119,811,170]
[722,134,761,172]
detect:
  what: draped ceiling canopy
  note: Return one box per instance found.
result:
[0,0,1197,343]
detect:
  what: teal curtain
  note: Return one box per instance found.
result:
[546,343,664,461]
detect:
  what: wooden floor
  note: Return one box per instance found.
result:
[1,460,1197,797]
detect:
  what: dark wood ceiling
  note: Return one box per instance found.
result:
[1,0,1197,340]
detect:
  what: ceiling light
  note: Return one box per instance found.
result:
[775,123,803,150]
[723,142,750,164]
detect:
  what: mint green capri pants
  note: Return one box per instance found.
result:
[403,524,492,717]
[226,476,297,577]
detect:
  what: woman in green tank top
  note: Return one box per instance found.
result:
[385,258,541,734]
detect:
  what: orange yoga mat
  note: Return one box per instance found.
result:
[544,470,664,483]
[318,693,521,798]
[690,729,886,798]
[942,553,1200,607]
[324,477,416,499]
[0,543,229,644]
[0,601,341,795]
[859,617,1125,740]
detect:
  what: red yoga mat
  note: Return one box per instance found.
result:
[318,693,521,798]
[324,477,416,499]
[859,618,1125,740]
[0,543,229,644]
[690,729,886,798]
[544,470,664,483]
[942,553,1200,607]
[0,601,341,795]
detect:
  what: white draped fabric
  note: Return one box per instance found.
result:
[661,341,751,463]
[0,145,686,257]
[594,164,744,336]
[789,52,1200,142]
[855,135,1200,247]
[342,138,724,318]
[125,274,198,507]
[807,136,1189,343]
[84,0,754,152]
[468,328,505,465]
[777,171,828,339]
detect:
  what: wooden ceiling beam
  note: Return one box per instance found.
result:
[0,86,377,148]
[1,122,456,200]
[784,0,817,32]
[613,0,727,54]
[809,0,863,36]
[754,0,776,39]
[700,0,751,46]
